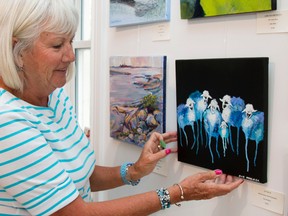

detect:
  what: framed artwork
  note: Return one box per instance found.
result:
[110,56,166,147]
[176,57,268,183]
[110,0,170,27]
[180,0,276,19]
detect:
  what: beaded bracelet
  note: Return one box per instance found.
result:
[120,162,140,186]
[156,188,171,209]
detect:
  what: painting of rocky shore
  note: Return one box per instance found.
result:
[110,56,166,147]
[110,0,170,27]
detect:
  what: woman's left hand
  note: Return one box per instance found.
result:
[130,131,178,180]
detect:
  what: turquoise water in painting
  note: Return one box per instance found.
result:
[110,67,164,107]
[110,0,170,27]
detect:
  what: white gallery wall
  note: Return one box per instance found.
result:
[90,0,288,215]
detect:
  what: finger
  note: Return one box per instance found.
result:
[162,131,177,138]
[231,177,244,185]
[153,147,177,161]
[162,131,177,143]
[164,147,177,154]
[199,170,218,182]
[150,132,162,143]
[216,174,227,184]
[146,132,163,151]
[225,175,234,184]
[226,178,244,190]
[219,177,244,192]
[165,136,178,143]
[169,147,178,153]
[149,148,171,162]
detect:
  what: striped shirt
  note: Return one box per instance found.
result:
[0,88,96,215]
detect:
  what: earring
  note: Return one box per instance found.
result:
[16,65,24,72]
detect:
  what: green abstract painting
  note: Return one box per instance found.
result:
[180,0,276,19]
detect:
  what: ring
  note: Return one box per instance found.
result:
[157,145,162,150]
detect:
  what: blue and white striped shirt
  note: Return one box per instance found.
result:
[0,88,96,215]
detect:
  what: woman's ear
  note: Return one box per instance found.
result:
[12,37,19,48]
[12,37,24,69]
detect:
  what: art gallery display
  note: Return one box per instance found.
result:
[110,0,170,27]
[176,57,268,183]
[180,0,276,19]
[110,56,166,147]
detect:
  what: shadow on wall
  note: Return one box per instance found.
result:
[212,183,248,216]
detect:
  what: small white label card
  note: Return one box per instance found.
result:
[251,184,284,215]
[153,157,168,176]
[257,10,288,33]
[152,23,170,41]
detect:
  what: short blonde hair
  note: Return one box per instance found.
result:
[0,0,79,91]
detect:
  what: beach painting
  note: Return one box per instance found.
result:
[176,58,268,183]
[180,0,276,19]
[110,56,166,147]
[110,0,170,27]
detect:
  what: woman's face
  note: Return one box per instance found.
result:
[21,32,75,94]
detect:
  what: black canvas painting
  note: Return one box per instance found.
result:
[176,58,268,183]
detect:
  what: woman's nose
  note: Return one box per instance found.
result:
[62,45,75,62]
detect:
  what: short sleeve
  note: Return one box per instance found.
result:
[0,109,79,215]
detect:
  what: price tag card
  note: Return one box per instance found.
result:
[153,157,168,176]
[257,10,288,33]
[251,184,284,215]
[152,23,170,41]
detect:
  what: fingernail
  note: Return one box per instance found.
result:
[215,169,223,175]
[165,148,171,155]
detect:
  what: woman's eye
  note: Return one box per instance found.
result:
[53,44,62,49]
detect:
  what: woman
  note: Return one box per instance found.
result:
[0,0,244,215]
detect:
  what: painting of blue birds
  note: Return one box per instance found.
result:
[176,58,268,183]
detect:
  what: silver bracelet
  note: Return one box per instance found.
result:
[173,183,185,207]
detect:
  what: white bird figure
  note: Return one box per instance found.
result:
[241,104,264,172]
[177,98,196,147]
[203,99,222,163]
[219,121,229,157]
[188,90,212,152]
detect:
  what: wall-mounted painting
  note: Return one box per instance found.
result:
[110,0,170,27]
[180,0,276,19]
[110,56,166,147]
[176,58,268,183]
